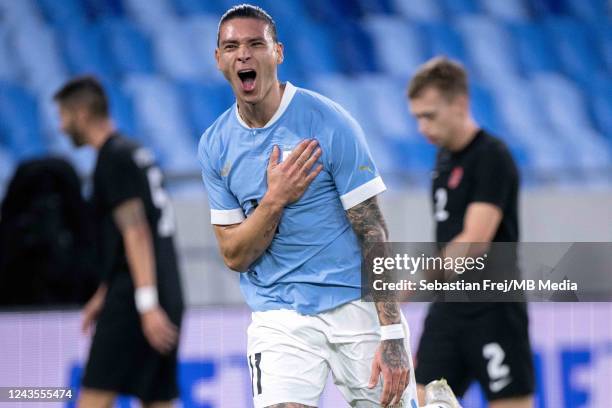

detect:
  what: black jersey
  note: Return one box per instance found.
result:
[432,129,519,244]
[92,133,182,306]
[431,129,520,309]
[85,133,183,400]
[417,131,534,398]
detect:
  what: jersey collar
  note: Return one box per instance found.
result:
[234,81,296,129]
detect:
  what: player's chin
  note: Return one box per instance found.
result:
[239,89,260,104]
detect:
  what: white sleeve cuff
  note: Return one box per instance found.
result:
[210,208,245,225]
[340,176,387,210]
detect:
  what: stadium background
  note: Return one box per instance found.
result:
[0,0,611,407]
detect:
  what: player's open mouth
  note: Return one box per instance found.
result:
[237,69,257,92]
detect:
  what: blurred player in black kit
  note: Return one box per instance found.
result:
[407,57,534,408]
[54,76,184,408]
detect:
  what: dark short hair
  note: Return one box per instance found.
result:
[217,4,277,46]
[407,57,469,100]
[53,76,109,118]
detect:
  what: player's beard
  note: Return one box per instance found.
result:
[66,127,87,147]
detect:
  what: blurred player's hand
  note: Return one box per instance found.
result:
[140,306,179,354]
[368,339,410,407]
[265,139,323,206]
[81,284,107,335]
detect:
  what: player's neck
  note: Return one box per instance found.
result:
[448,119,479,152]
[237,81,285,128]
[87,119,116,149]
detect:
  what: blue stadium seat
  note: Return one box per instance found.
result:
[309,74,380,136]
[560,128,611,173]
[250,0,308,22]
[0,82,46,159]
[0,0,42,29]
[12,21,68,91]
[358,74,416,139]
[356,0,395,15]
[304,0,363,21]
[391,0,443,22]
[587,76,612,143]
[100,18,156,75]
[423,23,467,62]
[173,0,225,15]
[183,15,226,81]
[530,73,611,170]
[82,0,124,19]
[479,0,530,21]
[333,20,379,74]
[530,73,594,134]
[544,17,605,81]
[440,0,480,16]
[123,75,199,174]
[178,81,234,140]
[0,146,16,199]
[510,22,560,75]
[387,137,437,172]
[0,27,18,81]
[560,0,608,21]
[290,22,342,76]
[456,16,520,84]
[104,83,138,139]
[123,0,177,33]
[59,23,116,81]
[593,22,612,74]
[489,76,552,147]
[363,16,426,77]
[520,134,569,174]
[470,83,507,138]
[151,20,206,80]
[35,0,87,26]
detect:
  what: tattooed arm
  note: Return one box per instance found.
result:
[113,198,178,354]
[214,140,322,272]
[346,196,410,407]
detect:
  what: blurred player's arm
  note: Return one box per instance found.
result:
[81,282,107,334]
[113,198,178,354]
[346,196,409,407]
[443,202,502,259]
[424,203,503,282]
[213,139,322,272]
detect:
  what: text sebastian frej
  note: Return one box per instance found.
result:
[369,254,578,293]
[373,279,578,292]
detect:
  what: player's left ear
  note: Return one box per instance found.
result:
[275,42,284,65]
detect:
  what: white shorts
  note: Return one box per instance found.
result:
[247,300,418,408]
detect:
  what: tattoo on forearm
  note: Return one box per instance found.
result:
[347,197,401,322]
[346,196,389,273]
[346,196,388,241]
[381,339,409,369]
[376,302,401,325]
[113,199,147,231]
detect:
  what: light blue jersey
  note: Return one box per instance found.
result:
[198,82,386,315]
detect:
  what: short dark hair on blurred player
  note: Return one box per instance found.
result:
[407,57,468,101]
[217,3,278,46]
[53,75,109,119]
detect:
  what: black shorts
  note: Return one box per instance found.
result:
[415,302,534,401]
[82,273,183,402]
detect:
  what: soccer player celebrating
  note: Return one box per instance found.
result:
[54,77,184,408]
[199,5,417,408]
[407,57,534,407]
